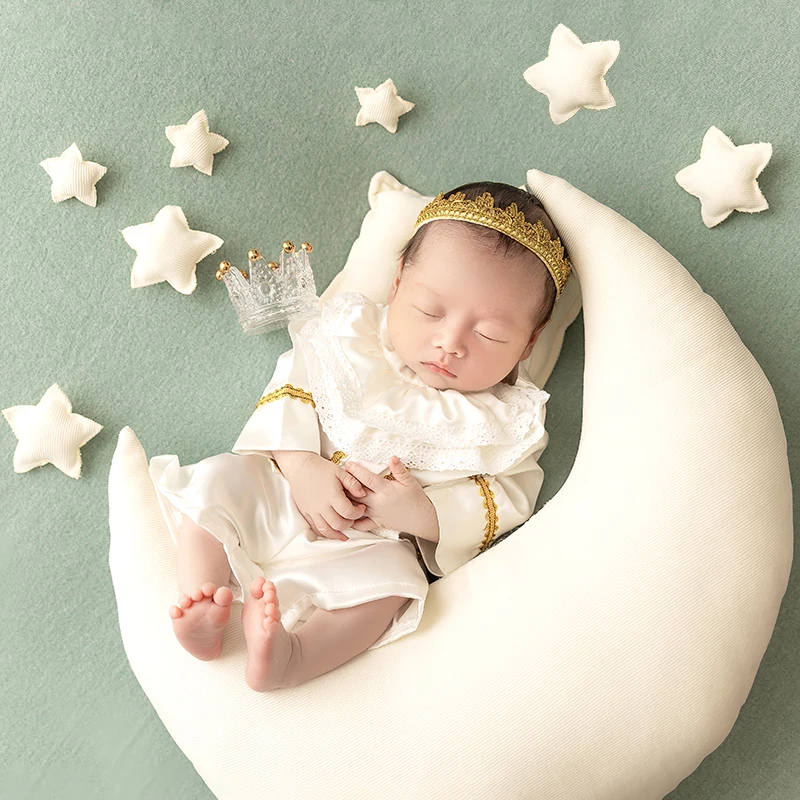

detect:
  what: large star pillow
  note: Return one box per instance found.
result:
[119,205,224,294]
[523,23,620,125]
[2,383,102,479]
[675,125,773,228]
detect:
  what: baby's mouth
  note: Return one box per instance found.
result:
[421,361,456,378]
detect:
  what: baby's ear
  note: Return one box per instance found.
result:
[387,264,403,303]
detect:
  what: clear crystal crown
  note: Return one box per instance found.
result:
[216,240,321,334]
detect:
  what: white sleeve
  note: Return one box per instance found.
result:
[232,318,321,460]
[413,432,549,577]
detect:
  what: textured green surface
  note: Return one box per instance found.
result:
[1,1,798,798]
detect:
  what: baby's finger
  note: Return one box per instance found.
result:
[340,471,367,497]
[321,508,357,540]
[344,460,381,491]
[311,512,349,541]
[331,492,367,521]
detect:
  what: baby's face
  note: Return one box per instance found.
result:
[386,223,546,392]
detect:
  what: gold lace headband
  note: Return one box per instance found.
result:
[414,190,572,298]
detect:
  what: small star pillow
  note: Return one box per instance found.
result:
[39,142,108,207]
[675,125,773,228]
[119,205,224,294]
[355,78,415,133]
[2,384,102,479]
[523,23,620,125]
[165,109,229,176]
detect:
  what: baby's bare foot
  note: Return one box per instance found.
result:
[169,582,233,661]
[242,577,299,691]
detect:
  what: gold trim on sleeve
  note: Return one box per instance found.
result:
[470,474,499,552]
[256,383,316,409]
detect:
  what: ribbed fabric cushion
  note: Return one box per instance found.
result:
[108,167,793,800]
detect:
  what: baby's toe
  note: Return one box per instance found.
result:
[169,604,183,619]
[249,576,267,598]
[178,593,193,608]
[214,586,234,606]
[263,596,281,622]
[261,580,277,598]
[262,610,280,633]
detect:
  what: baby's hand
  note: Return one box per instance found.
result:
[343,457,439,541]
[283,454,370,542]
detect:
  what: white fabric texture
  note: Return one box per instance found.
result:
[354,77,415,133]
[522,23,620,125]
[165,108,230,175]
[119,204,224,294]
[675,124,773,228]
[108,168,793,799]
[2,383,103,479]
[39,142,107,206]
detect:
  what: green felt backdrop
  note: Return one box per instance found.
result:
[1,1,798,798]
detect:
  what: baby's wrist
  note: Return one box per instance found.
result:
[272,449,318,476]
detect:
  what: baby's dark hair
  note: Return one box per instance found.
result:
[396,181,565,385]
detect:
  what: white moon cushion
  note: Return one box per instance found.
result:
[108,168,793,800]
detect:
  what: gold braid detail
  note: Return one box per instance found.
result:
[256,383,315,409]
[469,474,499,551]
[414,191,572,298]
[259,384,314,475]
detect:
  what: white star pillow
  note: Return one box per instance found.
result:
[39,142,108,207]
[523,23,620,125]
[675,125,773,228]
[2,384,102,479]
[355,78,415,133]
[165,109,230,176]
[119,205,224,294]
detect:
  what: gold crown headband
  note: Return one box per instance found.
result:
[414,191,572,298]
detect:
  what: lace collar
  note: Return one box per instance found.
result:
[293,292,550,474]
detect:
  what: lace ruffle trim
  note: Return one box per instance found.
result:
[294,293,549,474]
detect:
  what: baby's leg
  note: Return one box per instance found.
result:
[243,577,411,691]
[169,516,234,661]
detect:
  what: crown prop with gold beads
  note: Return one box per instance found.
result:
[414,191,573,298]
[216,240,321,334]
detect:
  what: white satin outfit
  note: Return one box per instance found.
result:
[148,291,551,650]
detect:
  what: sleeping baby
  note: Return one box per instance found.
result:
[148,180,572,691]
